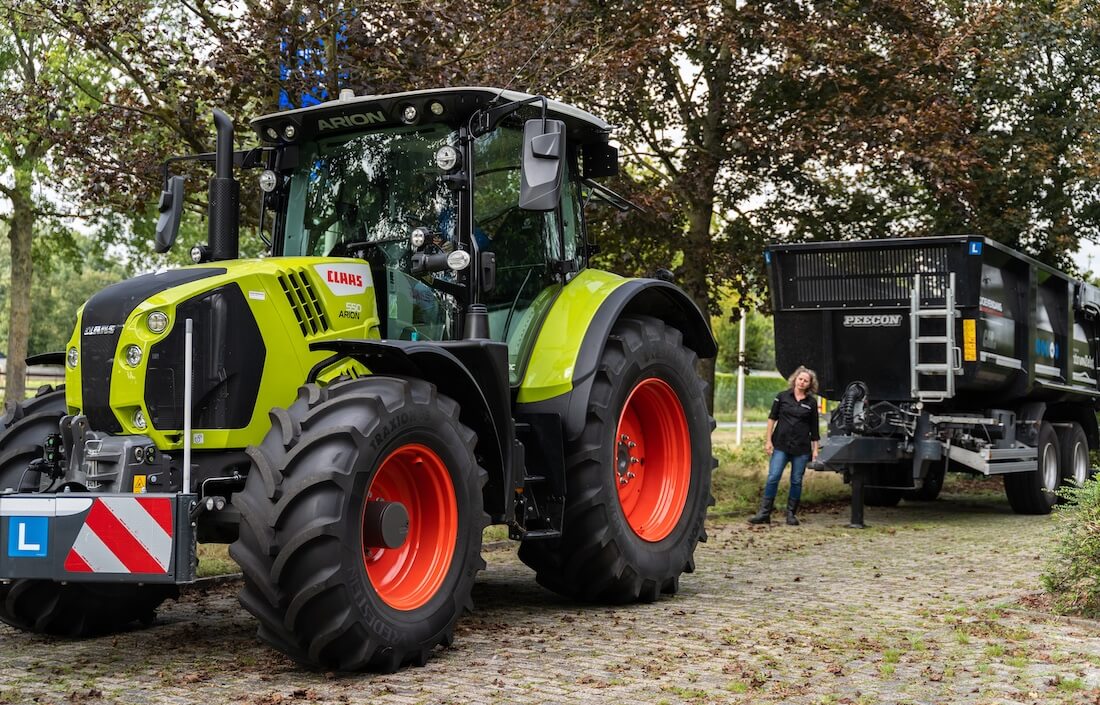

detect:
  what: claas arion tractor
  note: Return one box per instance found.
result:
[0,87,716,671]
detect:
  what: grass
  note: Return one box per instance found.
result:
[709,427,849,516]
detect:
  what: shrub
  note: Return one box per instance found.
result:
[1041,476,1100,617]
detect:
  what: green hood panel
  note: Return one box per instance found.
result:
[65,257,381,450]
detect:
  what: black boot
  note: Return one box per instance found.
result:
[748,496,775,525]
[786,498,801,526]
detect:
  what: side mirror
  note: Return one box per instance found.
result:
[519,118,566,211]
[155,175,186,253]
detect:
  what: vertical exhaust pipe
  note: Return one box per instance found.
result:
[208,109,239,261]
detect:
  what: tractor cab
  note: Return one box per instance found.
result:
[246,88,619,383]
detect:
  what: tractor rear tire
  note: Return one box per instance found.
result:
[230,377,487,672]
[1004,421,1060,515]
[1056,422,1092,502]
[0,386,67,492]
[0,386,177,635]
[518,315,714,604]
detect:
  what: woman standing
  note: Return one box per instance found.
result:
[748,366,820,526]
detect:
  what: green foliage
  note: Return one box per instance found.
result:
[0,232,126,355]
[712,310,775,373]
[1041,476,1100,618]
[713,372,787,417]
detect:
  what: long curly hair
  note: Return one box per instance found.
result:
[787,366,819,394]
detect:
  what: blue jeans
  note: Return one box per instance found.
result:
[764,449,810,501]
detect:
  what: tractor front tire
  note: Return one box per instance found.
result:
[230,377,487,672]
[518,315,714,603]
[0,386,177,635]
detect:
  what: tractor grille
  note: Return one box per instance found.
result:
[279,269,329,337]
[777,245,950,309]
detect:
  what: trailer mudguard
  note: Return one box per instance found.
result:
[309,339,515,523]
[517,269,717,439]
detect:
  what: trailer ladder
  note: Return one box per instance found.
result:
[910,272,961,402]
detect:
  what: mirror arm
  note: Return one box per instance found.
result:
[470,95,549,136]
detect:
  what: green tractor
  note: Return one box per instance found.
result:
[0,87,716,671]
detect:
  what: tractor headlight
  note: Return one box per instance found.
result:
[67,347,79,369]
[283,124,297,139]
[400,105,418,124]
[447,250,472,271]
[147,311,168,334]
[410,227,429,249]
[124,344,143,367]
[133,409,147,430]
[429,101,445,116]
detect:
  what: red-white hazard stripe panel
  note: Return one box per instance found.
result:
[63,497,174,574]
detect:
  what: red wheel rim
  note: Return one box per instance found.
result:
[362,443,457,611]
[614,377,691,542]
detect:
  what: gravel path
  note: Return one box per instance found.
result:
[2,490,1098,705]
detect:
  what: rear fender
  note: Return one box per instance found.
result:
[517,272,716,439]
[309,339,515,523]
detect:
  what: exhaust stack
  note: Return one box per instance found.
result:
[208,109,239,261]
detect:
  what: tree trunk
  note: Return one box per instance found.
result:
[5,172,34,411]
[681,200,716,414]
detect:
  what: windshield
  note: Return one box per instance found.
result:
[283,124,461,341]
[284,124,459,257]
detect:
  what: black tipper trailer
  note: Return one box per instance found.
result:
[766,235,1100,525]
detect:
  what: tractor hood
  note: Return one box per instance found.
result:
[65,258,381,450]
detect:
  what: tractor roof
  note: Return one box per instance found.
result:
[251,87,612,145]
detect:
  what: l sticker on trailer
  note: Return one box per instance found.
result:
[963,319,977,361]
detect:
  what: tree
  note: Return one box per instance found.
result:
[0,6,78,406]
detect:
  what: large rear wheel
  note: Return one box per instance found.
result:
[0,387,178,634]
[230,377,487,672]
[1004,421,1060,515]
[518,315,714,603]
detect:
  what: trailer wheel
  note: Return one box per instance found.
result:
[230,377,487,672]
[903,461,946,502]
[0,388,177,635]
[518,315,714,603]
[1056,422,1092,500]
[1004,421,1060,515]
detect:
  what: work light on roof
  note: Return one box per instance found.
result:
[283,124,296,140]
[434,145,460,171]
[429,101,445,116]
[401,105,418,124]
[265,127,278,141]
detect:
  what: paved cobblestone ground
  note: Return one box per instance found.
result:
[2,487,1098,705]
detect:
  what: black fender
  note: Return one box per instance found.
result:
[309,339,515,523]
[519,278,717,440]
